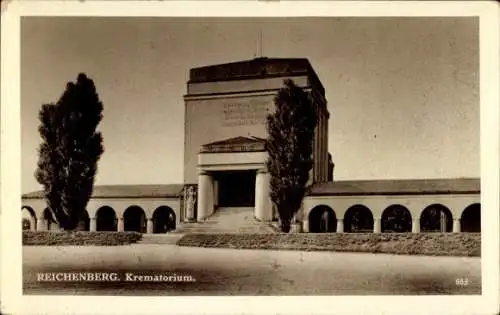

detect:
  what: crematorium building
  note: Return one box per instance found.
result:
[22,58,481,234]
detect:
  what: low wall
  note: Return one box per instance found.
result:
[177,233,481,257]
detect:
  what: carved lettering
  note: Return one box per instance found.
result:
[221,101,271,127]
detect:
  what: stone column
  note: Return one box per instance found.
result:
[453,218,461,233]
[36,219,45,231]
[290,223,302,233]
[197,171,213,221]
[412,219,420,233]
[336,219,344,233]
[302,220,309,233]
[90,217,97,232]
[373,218,382,233]
[208,176,215,217]
[25,217,32,230]
[28,217,36,231]
[117,217,124,232]
[146,218,154,234]
[255,169,272,221]
[213,179,219,208]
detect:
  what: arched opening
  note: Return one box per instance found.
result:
[96,206,116,231]
[124,206,146,233]
[420,204,453,232]
[21,206,37,231]
[153,206,176,233]
[43,208,57,231]
[381,205,412,233]
[76,210,90,231]
[344,205,374,233]
[309,205,337,233]
[461,203,481,232]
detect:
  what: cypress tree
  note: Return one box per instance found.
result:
[265,79,317,233]
[35,73,104,230]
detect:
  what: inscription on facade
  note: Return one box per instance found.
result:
[221,101,270,127]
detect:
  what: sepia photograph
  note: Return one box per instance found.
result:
[1,1,499,315]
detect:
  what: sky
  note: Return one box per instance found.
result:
[21,17,479,194]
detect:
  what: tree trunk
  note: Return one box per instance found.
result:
[280,218,291,233]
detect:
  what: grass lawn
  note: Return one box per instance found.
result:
[177,232,481,257]
[23,231,143,246]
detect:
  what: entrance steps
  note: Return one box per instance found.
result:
[173,207,278,234]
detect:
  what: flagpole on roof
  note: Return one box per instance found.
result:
[254,26,263,58]
[259,27,263,57]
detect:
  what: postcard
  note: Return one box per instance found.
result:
[1,1,498,314]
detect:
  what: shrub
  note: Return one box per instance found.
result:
[177,233,481,257]
[23,231,142,246]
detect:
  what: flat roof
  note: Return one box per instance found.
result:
[22,178,480,200]
[307,178,480,196]
[22,184,185,199]
[188,57,325,95]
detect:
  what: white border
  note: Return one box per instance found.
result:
[1,1,499,315]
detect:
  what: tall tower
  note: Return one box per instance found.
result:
[183,58,329,222]
[183,57,329,185]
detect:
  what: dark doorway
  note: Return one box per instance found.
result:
[309,205,337,233]
[420,204,453,232]
[96,206,116,231]
[124,206,146,233]
[382,205,412,233]
[216,170,256,207]
[22,206,37,231]
[344,205,374,233]
[153,206,176,233]
[461,203,481,232]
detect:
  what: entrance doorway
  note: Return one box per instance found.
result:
[215,170,256,207]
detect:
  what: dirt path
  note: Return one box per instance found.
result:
[23,245,481,295]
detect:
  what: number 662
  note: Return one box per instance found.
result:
[456,278,469,286]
